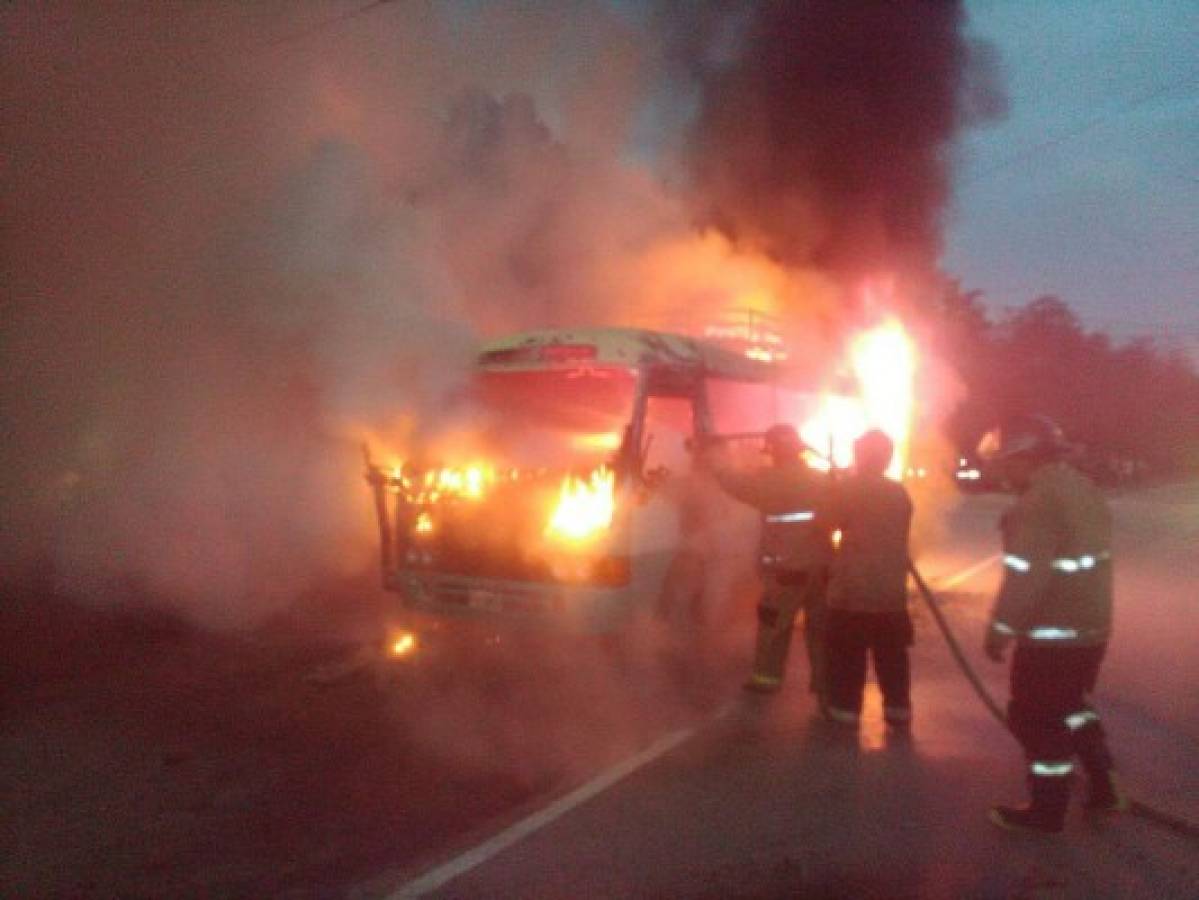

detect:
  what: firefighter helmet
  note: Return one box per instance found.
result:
[762,423,803,456]
[977,414,1067,463]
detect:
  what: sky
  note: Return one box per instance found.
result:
[948,0,1199,345]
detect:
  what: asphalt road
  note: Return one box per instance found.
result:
[3,483,1197,898]
[374,483,1199,899]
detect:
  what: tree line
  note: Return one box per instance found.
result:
[930,284,1199,480]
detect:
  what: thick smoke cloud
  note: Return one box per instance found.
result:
[1,1,1002,628]
[665,0,1006,285]
[0,2,670,626]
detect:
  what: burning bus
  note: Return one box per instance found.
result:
[365,323,915,637]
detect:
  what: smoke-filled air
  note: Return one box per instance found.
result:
[1,1,1004,627]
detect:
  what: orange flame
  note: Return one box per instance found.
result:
[798,318,917,479]
[571,431,622,453]
[389,630,417,658]
[426,464,492,500]
[383,462,496,504]
[545,466,615,543]
[850,318,917,480]
[800,394,869,470]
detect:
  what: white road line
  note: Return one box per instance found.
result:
[389,704,733,899]
[928,553,1000,592]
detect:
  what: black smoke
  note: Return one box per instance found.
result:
[664,0,1006,284]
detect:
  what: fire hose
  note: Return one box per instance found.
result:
[907,560,1199,842]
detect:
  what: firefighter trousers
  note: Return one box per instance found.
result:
[749,569,828,693]
[825,608,913,719]
[1008,644,1115,793]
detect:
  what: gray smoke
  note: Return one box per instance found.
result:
[0,2,669,626]
[1,1,1002,627]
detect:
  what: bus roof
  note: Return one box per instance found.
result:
[476,327,780,382]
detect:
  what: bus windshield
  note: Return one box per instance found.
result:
[472,368,638,469]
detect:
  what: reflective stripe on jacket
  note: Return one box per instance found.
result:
[827,472,913,613]
[714,461,833,573]
[989,462,1113,647]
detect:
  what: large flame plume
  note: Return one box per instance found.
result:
[850,318,918,479]
[799,395,869,471]
[795,317,919,479]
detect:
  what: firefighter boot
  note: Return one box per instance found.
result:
[1083,770,1129,814]
[1073,719,1128,813]
[744,599,793,695]
[989,773,1072,834]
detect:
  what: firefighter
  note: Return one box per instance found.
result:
[978,414,1126,833]
[705,424,833,698]
[823,429,914,728]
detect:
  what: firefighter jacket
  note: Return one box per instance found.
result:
[826,472,913,613]
[989,461,1113,647]
[714,460,833,574]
